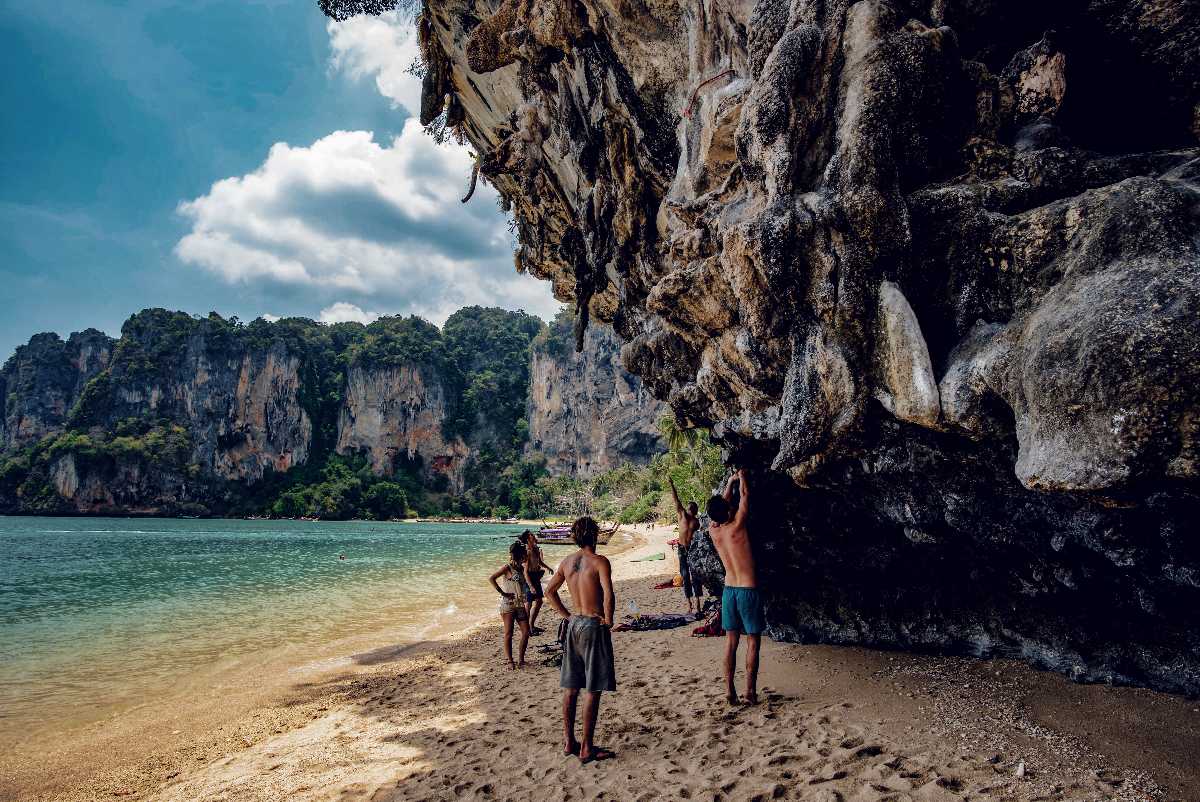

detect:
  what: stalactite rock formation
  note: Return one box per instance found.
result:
[411,0,1200,693]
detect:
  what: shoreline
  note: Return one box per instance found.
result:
[0,523,652,800]
[3,523,1198,801]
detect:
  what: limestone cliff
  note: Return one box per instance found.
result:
[1,311,314,514]
[527,314,664,476]
[398,0,1200,693]
[1,330,111,452]
[337,363,469,490]
[1,306,661,516]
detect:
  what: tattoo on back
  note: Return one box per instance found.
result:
[571,555,583,573]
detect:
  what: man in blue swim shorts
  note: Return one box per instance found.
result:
[708,468,763,705]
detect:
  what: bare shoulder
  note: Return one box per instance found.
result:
[595,553,612,570]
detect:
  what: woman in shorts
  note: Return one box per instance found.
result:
[489,541,532,669]
[521,530,553,634]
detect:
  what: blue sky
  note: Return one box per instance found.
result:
[0,0,556,360]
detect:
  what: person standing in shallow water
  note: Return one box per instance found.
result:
[489,541,531,669]
[708,468,762,705]
[546,516,617,764]
[669,477,704,616]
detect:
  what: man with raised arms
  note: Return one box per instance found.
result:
[545,516,617,763]
[707,468,762,705]
[668,477,705,615]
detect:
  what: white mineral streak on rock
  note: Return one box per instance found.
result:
[874,281,940,428]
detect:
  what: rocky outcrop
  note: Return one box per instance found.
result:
[406,0,1200,692]
[337,363,469,489]
[1,329,111,452]
[96,321,312,486]
[527,318,664,476]
[1,306,668,515]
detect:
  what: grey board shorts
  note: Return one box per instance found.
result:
[560,615,616,693]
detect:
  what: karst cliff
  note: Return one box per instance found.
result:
[375,0,1200,693]
[1,306,659,515]
[527,311,665,477]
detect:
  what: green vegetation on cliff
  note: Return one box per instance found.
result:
[0,305,565,519]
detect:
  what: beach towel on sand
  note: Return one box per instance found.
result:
[631,552,666,562]
[613,613,694,632]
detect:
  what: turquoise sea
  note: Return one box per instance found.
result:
[0,517,528,738]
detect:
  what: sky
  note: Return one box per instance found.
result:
[0,0,558,361]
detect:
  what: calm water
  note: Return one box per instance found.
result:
[0,517,526,734]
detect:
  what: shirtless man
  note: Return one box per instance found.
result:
[707,468,761,705]
[545,516,617,764]
[668,477,704,615]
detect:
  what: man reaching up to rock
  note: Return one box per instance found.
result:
[708,468,762,705]
[546,516,617,763]
[669,477,704,616]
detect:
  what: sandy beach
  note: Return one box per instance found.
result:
[3,523,1198,802]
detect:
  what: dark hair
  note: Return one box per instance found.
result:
[572,516,600,549]
[509,541,527,563]
[706,495,731,524]
[687,501,699,514]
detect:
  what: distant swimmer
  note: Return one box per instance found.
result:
[546,517,617,763]
[708,468,761,705]
[669,477,704,616]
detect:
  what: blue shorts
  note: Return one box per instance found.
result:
[721,586,765,635]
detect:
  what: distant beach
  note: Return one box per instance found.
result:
[2,521,1198,801]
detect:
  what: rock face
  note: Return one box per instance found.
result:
[527,316,665,477]
[1,306,663,514]
[1,330,112,452]
[1,312,315,514]
[337,363,469,489]
[411,0,1200,692]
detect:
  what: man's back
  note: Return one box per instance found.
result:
[711,519,756,588]
[679,512,699,548]
[562,549,610,618]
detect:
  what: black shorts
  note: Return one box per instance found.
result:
[560,616,616,692]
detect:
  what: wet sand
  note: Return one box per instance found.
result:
[3,523,1197,801]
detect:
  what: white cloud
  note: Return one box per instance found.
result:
[175,123,557,325]
[327,10,422,117]
[174,11,557,328]
[260,313,281,323]
[319,302,381,324]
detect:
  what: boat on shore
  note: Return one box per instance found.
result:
[535,523,618,546]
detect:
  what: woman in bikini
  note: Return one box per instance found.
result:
[521,530,553,634]
[489,541,532,669]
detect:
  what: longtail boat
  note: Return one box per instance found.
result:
[534,523,619,546]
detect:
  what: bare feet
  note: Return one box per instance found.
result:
[563,741,580,757]
[726,691,740,706]
[579,745,616,764]
[517,660,528,669]
[744,692,760,705]
[506,660,516,670]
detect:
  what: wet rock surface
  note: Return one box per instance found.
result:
[409,0,1200,692]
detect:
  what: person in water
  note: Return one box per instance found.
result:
[668,477,704,616]
[489,540,532,669]
[545,516,617,764]
[707,468,761,705]
[521,530,553,634]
